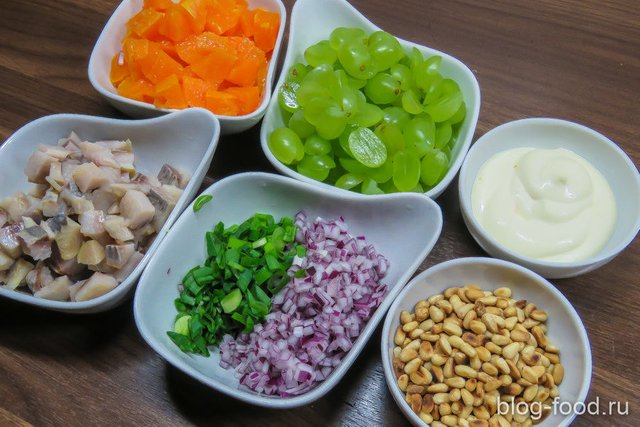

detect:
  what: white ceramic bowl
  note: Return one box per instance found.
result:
[0,108,220,313]
[134,172,443,408]
[260,0,480,198]
[381,257,592,427]
[88,0,286,135]
[458,118,640,279]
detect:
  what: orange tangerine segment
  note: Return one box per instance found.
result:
[206,89,240,115]
[252,9,280,53]
[110,53,129,86]
[158,5,194,42]
[155,74,188,109]
[225,86,260,115]
[117,78,155,103]
[183,76,208,107]
[190,47,237,88]
[126,8,164,39]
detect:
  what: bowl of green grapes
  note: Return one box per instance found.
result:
[260,0,480,197]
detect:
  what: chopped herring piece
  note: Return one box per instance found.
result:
[0,223,24,258]
[77,240,105,266]
[113,251,143,283]
[61,159,81,181]
[25,239,53,261]
[24,150,56,183]
[113,151,135,175]
[133,223,155,250]
[34,275,71,301]
[28,184,49,199]
[98,166,122,185]
[4,258,34,290]
[120,190,155,229]
[147,186,181,231]
[96,139,132,152]
[71,272,117,302]
[79,141,120,168]
[40,190,60,217]
[61,187,94,215]
[46,214,67,233]
[108,182,150,198]
[54,218,83,260]
[26,263,54,293]
[0,193,29,223]
[107,203,120,215]
[89,188,117,212]
[49,244,85,278]
[18,224,48,246]
[131,173,161,187]
[38,144,69,161]
[78,210,107,241]
[103,215,134,242]
[105,243,135,269]
[0,250,14,271]
[72,162,109,193]
[157,164,190,189]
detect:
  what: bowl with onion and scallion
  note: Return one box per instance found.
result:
[133,172,442,408]
[260,0,480,198]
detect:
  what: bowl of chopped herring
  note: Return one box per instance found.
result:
[133,172,443,407]
[0,108,219,313]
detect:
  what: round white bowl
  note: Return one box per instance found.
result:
[459,118,640,279]
[133,172,443,408]
[88,0,286,135]
[259,0,480,198]
[381,257,592,427]
[0,108,220,313]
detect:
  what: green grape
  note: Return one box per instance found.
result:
[348,127,387,168]
[304,40,337,67]
[329,27,367,50]
[392,150,421,192]
[424,55,442,73]
[364,73,401,104]
[382,106,410,129]
[375,122,405,155]
[448,102,466,125]
[339,86,363,117]
[435,122,452,149]
[348,103,383,127]
[268,127,305,165]
[278,81,300,113]
[368,159,393,183]
[424,79,463,122]
[408,47,425,72]
[297,154,335,182]
[286,63,310,83]
[296,80,331,108]
[326,164,346,185]
[288,110,315,139]
[368,31,405,71]
[401,89,423,114]
[304,98,348,140]
[347,76,367,89]
[361,178,384,195]
[339,157,368,174]
[296,64,338,106]
[422,76,444,105]
[339,124,358,157]
[442,144,452,160]
[390,64,412,90]
[410,182,425,193]
[420,148,448,187]
[304,134,332,155]
[380,179,400,193]
[335,173,364,190]
[403,116,435,153]
[337,39,376,80]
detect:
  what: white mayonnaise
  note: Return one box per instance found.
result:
[472,147,616,262]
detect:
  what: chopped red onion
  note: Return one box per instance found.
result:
[219,211,389,397]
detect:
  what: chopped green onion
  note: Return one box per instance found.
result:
[193,194,213,212]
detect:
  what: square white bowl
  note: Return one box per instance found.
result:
[133,172,443,408]
[381,257,592,426]
[88,0,287,135]
[0,108,220,313]
[260,0,480,198]
[458,118,640,279]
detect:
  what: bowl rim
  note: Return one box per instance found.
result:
[458,117,640,270]
[380,256,593,427]
[0,108,221,312]
[259,0,481,199]
[87,0,287,122]
[133,171,444,408]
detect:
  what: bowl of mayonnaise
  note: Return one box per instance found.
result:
[458,118,640,279]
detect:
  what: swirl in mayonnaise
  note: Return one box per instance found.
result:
[472,147,616,262]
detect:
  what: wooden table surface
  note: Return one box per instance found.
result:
[0,0,638,426]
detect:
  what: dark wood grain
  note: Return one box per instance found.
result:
[0,0,638,426]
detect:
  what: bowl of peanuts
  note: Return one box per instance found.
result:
[381,257,591,426]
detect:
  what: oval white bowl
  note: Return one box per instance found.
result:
[88,0,287,135]
[381,257,592,426]
[459,118,640,279]
[260,0,480,198]
[133,172,443,408]
[0,108,220,313]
